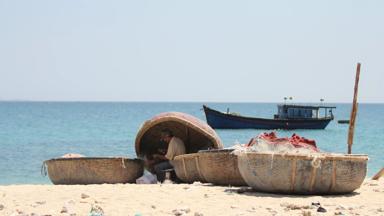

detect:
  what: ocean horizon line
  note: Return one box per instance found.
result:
[0,99,383,104]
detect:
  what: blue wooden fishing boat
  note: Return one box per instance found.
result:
[203,104,335,129]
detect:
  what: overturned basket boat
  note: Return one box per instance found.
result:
[173,149,246,186]
[135,112,223,157]
[135,112,223,183]
[44,157,144,185]
[237,152,368,194]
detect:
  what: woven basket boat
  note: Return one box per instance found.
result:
[173,149,246,186]
[197,149,246,186]
[237,152,368,194]
[135,112,223,157]
[45,157,144,185]
[172,153,205,183]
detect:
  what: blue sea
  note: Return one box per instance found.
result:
[0,102,382,185]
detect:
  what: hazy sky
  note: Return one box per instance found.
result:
[0,0,383,103]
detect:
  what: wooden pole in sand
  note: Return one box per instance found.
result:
[347,63,361,154]
[372,168,384,180]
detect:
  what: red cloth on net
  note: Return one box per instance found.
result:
[246,132,318,152]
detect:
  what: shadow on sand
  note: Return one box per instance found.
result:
[222,187,360,198]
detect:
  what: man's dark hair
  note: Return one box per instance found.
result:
[160,128,173,137]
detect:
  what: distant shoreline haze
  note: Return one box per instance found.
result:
[0,100,382,104]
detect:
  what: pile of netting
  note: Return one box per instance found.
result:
[233,132,319,154]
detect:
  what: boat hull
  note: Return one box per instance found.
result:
[237,152,368,194]
[172,153,206,183]
[203,105,332,129]
[173,149,246,186]
[45,157,144,185]
[195,149,247,186]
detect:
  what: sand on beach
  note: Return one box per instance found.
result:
[0,179,383,216]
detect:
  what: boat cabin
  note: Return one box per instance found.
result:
[275,104,336,120]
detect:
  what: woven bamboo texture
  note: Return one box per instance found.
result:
[173,149,246,186]
[172,153,206,183]
[135,112,223,157]
[196,149,246,186]
[237,152,368,194]
[45,157,144,185]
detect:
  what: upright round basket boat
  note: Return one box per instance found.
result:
[237,152,368,194]
[44,157,144,185]
[135,112,223,157]
[172,153,205,183]
[198,149,246,186]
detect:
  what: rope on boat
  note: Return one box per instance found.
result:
[182,157,189,180]
[311,156,322,168]
[290,158,297,192]
[121,158,126,168]
[41,161,48,176]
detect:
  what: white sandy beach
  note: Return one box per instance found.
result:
[0,179,383,216]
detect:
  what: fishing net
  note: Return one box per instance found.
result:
[232,132,319,155]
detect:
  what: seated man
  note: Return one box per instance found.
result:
[153,129,186,182]
[143,141,168,173]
